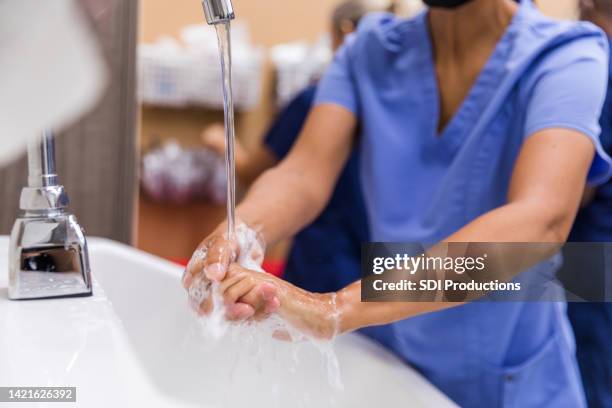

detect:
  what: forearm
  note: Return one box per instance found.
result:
[235,105,356,244]
[335,200,577,333]
[236,163,330,244]
[446,200,574,243]
[336,281,458,334]
[298,129,593,335]
[235,146,277,185]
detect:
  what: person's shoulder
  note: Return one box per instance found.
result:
[517,2,608,63]
[509,2,608,90]
[522,3,602,37]
[355,11,402,34]
[345,11,423,55]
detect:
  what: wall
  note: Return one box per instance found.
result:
[537,0,577,19]
[0,1,139,244]
[138,0,341,151]
[140,0,338,46]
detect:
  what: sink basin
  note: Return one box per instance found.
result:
[0,237,456,407]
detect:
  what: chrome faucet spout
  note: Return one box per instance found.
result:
[27,131,58,188]
[8,130,92,300]
[201,0,234,25]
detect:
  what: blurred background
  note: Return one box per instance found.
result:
[0,0,579,268]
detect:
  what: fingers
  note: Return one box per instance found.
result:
[226,302,255,320]
[196,297,213,316]
[220,265,281,321]
[221,265,266,320]
[223,273,259,306]
[182,270,192,289]
[191,287,253,320]
[227,286,277,322]
[259,283,279,307]
[272,330,293,342]
[217,276,258,320]
[252,295,281,322]
[184,234,239,289]
[249,283,281,320]
[218,266,247,295]
[183,246,208,288]
[204,237,239,281]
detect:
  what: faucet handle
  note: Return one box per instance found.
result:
[201,0,234,25]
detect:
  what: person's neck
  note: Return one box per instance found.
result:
[428,0,518,65]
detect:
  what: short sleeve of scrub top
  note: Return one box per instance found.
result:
[315,33,362,116]
[522,34,612,184]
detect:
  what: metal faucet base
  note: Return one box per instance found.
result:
[9,213,92,300]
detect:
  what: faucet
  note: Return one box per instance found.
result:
[201,0,235,24]
[8,131,92,300]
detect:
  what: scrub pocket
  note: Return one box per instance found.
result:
[483,329,586,408]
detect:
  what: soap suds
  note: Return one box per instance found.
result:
[186,223,343,391]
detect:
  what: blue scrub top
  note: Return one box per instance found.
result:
[571,39,612,242]
[566,39,612,408]
[315,1,612,407]
[264,86,368,293]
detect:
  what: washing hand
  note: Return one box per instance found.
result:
[183,222,339,339]
[182,221,281,320]
[220,264,340,340]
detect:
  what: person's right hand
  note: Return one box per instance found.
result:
[183,225,238,288]
[182,223,248,318]
[182,221,280,320]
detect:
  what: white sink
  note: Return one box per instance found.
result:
[0,237,456,407]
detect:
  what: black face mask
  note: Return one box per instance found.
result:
[423,0,476,9]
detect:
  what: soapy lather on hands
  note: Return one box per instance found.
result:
[182,221,339,339]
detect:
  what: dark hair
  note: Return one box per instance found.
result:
[331,1,370,34]
[594,0,612,16]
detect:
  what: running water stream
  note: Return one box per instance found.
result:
[215,22,236,239]
[184,19,343,403]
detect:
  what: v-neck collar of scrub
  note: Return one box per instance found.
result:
[416,2,528,159]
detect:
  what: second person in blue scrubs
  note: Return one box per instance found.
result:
[564,1,612,407]
[186,0,612,406]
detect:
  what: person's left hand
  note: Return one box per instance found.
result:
[218,264,340,340]
[200,123,226,156]
[218,264,281,321]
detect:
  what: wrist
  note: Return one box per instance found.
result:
[312,292,342,339]
[334,284,364,334]
[234,209,270,244]
[274,284,339,340]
